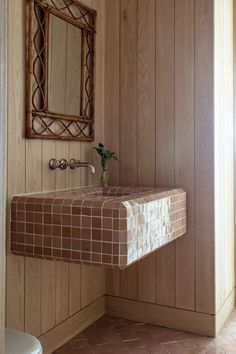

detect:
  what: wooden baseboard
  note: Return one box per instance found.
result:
[215,288,235,335]
[39,296,105,354]
[38,290,235,353]
[106,295,215,337]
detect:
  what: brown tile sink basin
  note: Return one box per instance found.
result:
[10,186,186,269]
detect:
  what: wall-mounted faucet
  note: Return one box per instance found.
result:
[49,158,95,174]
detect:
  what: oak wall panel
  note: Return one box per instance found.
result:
[174,0,195,310]
[137,0,156,303]
[155,0,175,308]
[119,0,139,301]
[104,0,233,319]
[6,0,106,340]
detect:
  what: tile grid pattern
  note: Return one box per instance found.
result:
[11,186,186,268]
[53,312,236,354]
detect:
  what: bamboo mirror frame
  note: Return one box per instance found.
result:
[26,0,96,141]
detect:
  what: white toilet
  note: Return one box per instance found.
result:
[5,328,42,354]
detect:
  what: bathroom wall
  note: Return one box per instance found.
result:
[6,0,106,343]
[105,0,234,323]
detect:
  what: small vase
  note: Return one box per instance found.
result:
[101,170,108,188]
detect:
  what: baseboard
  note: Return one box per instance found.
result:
[39,296,106,354]
[215,287,235,335]
[106,295,215,337]
[38,290,235,353]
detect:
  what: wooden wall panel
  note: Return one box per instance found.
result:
[6,0,26,332]
[120,0,138,187]
[25,259,42,336]
[42,261,56,333]
[137,0,156,303]
[104,0,121,297]
[155,0,175,307]
[0,0,7,350]
[104,0,232,318]
[195,0,215,313]
[174,0,195,310]
[119,0,138,300]
[7,0,106,340]
[214,0,234,311]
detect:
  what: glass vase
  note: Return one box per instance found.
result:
[101,170,108,188]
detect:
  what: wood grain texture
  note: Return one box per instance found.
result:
[106,296,215,337]
[40,297,105,354]
[42,261,56,332]
[6,255,25,331]
[119,0,138,301]
[120,0,138,186]
[0,0,7,348]
[6,0,26,332]
[55,262,69,325]
[195,0,215,314]
[136,0,156,304]
[25,259,42,337]
[156,244,175,306]
[214,0,234,312]
[138,255,156,303]
[155,0,175,307]
[104,0,121,297]
[7,0,106,343]
[81,265,92,308]
[104,0,120,186]
[104,0,233,318]
[174,0,195,310]
[69,264,81,316]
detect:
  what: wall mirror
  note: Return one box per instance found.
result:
[26,0,96,141]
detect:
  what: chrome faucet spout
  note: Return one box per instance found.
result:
[69,159,95,174]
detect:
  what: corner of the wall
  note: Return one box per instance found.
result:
[215,288,235,336]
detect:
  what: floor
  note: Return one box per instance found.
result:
[53,311,236,354]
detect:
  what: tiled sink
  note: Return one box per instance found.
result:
[10,186,186,269]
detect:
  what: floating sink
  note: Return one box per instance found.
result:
[10,186,186,269]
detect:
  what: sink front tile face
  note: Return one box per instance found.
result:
[10,186,186,269]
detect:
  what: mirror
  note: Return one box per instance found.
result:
[48,15,82,116]
[26,0,96,141]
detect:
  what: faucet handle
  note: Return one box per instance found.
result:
[69,158,80,169]
[49,158,68,170]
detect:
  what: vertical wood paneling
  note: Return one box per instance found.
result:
[120,0,138,187]
[155,0,175,308]
[105,0,221,315]
[6,0,26,331]
[174,0,195,310]
[104,0,120,186]
[119,0,138,301]
[6,256,25,330]
[138,255,156,303]
[155,0,175,188]
[25,259,42,336]
[42,261,56,332]
[25,136,42,336]
[0,0,7,349]
[91,0,106,301]
[104,0,121,297]
[69,264,81,316]
[81,265,92,308]
[195,0,215,313]
[156,244,175,306]
[214,0,234,311]
[137,0,156,303]
[7,0,106,340]
[55,262,69,324]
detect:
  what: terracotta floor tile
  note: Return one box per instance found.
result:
[53,311,236,354]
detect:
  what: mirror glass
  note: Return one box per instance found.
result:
[48,15,82,116]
